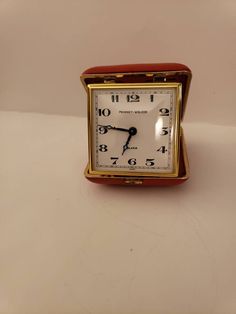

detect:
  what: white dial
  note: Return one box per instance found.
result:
[89,83,181,176]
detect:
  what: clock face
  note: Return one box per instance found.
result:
[88,83,181,177]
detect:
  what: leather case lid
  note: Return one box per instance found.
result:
[82,63,191,75]
[81,63,192,120]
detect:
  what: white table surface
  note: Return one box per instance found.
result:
[0,111,236,314]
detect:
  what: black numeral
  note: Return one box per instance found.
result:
[145,159,155,166]
[98,108,111,117]
[145,158,155,167]
[160,127,169,136]
[128,158,137,166]
[157,146,168,153]
[111,95,119,102]
[99,144,108,152]
[98,126,108,134]
[110,157,119,165]
[127,94,140,102]
[159,108,169,116]
[150,95,154,102]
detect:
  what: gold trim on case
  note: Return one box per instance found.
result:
[86,83,182,178]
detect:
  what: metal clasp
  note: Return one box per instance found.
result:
[124,179,143,185]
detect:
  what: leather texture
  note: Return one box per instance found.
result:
[82,63,191,75]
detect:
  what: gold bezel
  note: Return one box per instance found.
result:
[87,83,182,178]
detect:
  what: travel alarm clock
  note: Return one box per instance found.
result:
[81,64,192,185]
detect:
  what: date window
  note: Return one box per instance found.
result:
[127,94,140,102]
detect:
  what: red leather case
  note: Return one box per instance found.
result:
[81,63,192,186]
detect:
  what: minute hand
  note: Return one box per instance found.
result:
[122,133,132,155]
[98,125,130,132]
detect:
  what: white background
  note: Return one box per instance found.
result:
[0,1,236,314]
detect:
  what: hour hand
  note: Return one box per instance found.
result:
[98,125,130,132]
